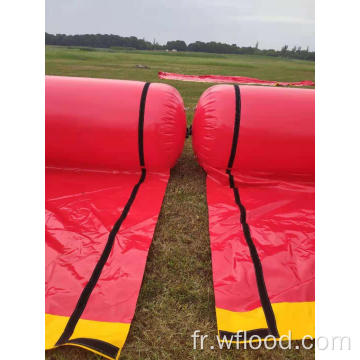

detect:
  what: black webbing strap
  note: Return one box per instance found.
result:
[56,82,151,352]
[223,84,279,338]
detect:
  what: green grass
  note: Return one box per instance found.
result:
[45,45,315,360]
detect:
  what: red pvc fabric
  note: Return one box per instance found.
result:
[159,71,315,87]
[45,76,186,359]
[193,85,314,340]
[46,170,168,322]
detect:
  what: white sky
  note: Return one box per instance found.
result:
[46,0,314,50]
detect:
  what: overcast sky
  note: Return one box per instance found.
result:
[46,0,314,51]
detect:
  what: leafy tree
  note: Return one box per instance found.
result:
[166,40,187,51]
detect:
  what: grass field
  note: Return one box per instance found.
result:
[45,45,315,360]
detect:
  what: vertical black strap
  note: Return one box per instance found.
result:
[227,84,241,170]
[225,85,279,338]
[138,82,150,167]
[56,82,151,347]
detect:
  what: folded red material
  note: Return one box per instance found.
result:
[159,71,314,87]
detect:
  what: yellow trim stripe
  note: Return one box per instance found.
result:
[60,343,115,360]
[216,301,315,340]
[45,313,130,359]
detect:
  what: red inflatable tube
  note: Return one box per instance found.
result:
[45,76,186,359]
[193,85,314,342]
[46,76,185,171]
[193,85,314,179]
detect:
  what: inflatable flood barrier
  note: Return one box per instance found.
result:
[45,76,186,359]
[192,84,315,341]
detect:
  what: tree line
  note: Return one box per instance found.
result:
[45,33,314,61]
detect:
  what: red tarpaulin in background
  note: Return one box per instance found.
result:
[158,71,315,87]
